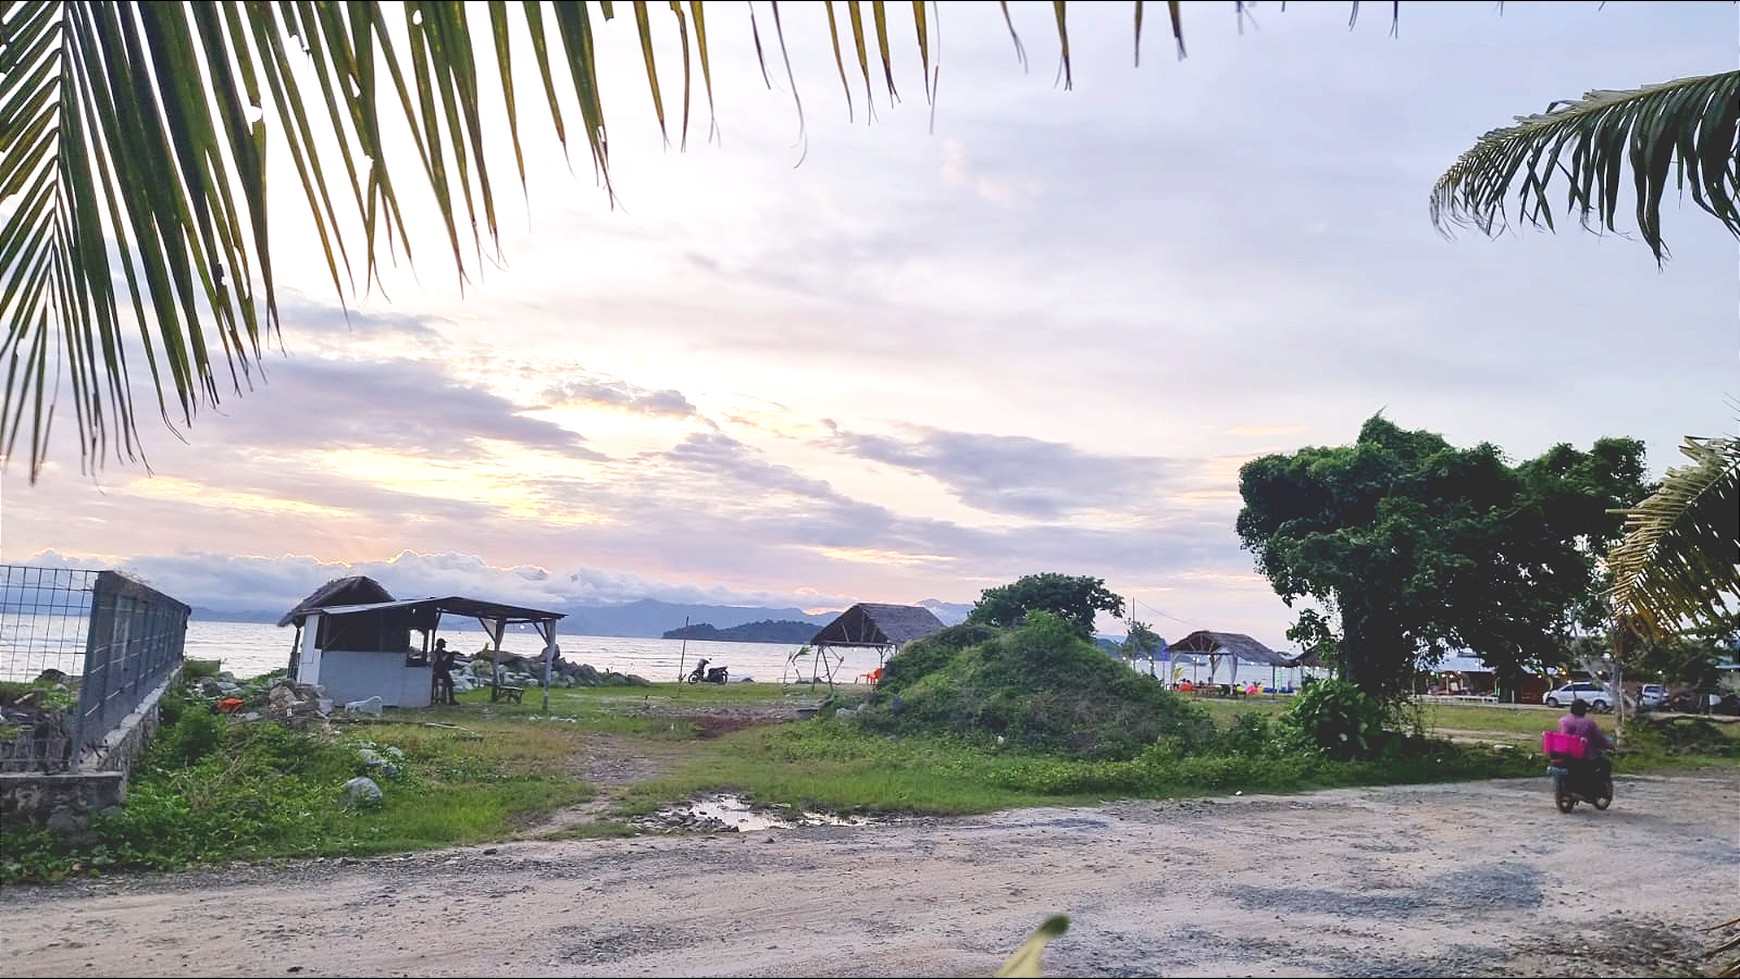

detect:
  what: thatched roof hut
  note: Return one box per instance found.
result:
[277,575,393,627]
[1167,630,1316,685]
[1168,630,1298,667]
[811,603,945,653]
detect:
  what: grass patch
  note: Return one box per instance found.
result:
[619,718,1548,819]
[0,691,594,883]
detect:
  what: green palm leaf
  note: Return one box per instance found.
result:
[1431,72,1740,263]
[3,2,1734,482]
[1606,434,1740,638]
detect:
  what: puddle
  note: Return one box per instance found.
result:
[642,794,874,833]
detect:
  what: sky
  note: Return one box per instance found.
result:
[1,2,1736,647]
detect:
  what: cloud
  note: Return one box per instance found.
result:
[213,356,603,461]
[541,376,699,418]
[827,425,1187,519]
[941,139,1044,206]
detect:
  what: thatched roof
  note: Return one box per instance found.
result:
[277,576,394,627]
[1169,630,1307,668]
[812,603,945,649]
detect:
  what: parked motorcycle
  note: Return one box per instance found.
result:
[686,658,730,684]
[1542,731,1613,813]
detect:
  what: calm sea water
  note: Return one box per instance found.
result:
[4,616,1304,688]
[182,619,887,684]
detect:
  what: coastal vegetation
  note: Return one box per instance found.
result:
[1237,417,1651,700]
[662,619,821,644]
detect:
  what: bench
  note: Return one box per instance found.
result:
[491,684,525,704]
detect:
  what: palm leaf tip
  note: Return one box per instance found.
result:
[993,914,1070,978]
[1430,71,1740,263]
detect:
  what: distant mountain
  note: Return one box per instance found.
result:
[917,599,973,626]
[189,595,969,640]
[572,599,835,638]
[662,619,821,643]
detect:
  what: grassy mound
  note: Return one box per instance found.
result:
[860,612,1214,760]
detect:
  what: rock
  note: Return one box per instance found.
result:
[268,684,301,711]
[571,664,602,686]
[835,707,859,722]
[341,776,383,807]
[199,678,227,698]
[625,674,652,687]
[344,696,384,717]
[357,747,399,777]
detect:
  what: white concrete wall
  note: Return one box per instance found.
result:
[319,651,432,708]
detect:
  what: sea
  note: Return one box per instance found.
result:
[2,616,892,685]
[4,616,1310,689]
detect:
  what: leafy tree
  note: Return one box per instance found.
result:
[1236,415,1648,701]
[1121,620,1164,676]
[966,572,1124,639]
[3,3,1733,481]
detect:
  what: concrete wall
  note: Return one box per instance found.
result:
[320,651,432,708]
[0,670,174,836]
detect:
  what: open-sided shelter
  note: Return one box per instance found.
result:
[1167,630,1312,690]
[803,603,946,684]
[280,577,565,709]
[811,603,945,660]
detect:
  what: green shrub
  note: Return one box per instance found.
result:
[182,658,223,680]
[150,690,227,768]
[1280,679,1391,760]
[1219,711,1283,758]
[1625,716,1740,757]
[861,612,1214,760]
[877,622,995,696]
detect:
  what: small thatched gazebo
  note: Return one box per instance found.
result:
[806,603,946,683]
[1167,630,1310,691]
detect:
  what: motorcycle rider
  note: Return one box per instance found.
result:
[1557,698,1614,784]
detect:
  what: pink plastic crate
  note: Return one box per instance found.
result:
[1542,731,1587,759]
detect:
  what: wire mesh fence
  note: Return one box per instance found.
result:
[0,565,99,683]
[0,565,189,772]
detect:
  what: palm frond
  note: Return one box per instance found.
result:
[8,2,1730,483]
[1606,435,1740,638]
[1431,72,1740,263]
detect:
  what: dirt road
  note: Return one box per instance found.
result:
[2,769,1736,978]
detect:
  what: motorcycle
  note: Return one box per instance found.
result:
[686,658,730,684]
[1542,731,1613,813]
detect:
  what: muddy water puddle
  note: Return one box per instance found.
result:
[642,793,876,832]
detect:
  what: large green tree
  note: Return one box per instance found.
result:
[966,572,1124,639]
[1,2,1734,481]
[1235,415,1648,701]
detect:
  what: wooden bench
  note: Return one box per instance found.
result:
[491,684,525,704]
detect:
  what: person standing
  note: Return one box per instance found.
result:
[431,638,456,706]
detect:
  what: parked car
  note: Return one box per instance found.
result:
[1637,683,1667,711]
[1664,687,1740,716]
[1542,681,1613,711]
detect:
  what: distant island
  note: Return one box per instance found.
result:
[662,619,820,643]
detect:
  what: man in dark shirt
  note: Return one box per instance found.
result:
[431,638,456,706]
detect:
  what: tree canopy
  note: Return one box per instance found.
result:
[966,572,1125,639]
[1235,415,1648,700]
